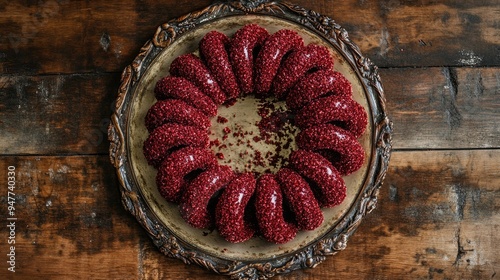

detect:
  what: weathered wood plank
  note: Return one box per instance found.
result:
[0,156,144,279]
[0,0,499,75]
[139,149,500,279]
[331,0,500,68]
[327,149,500,279]
[0,74,119,155]
[0,152,497,278]
[0,0,212,75]
[382,67,500,149]
[1,67,498,155]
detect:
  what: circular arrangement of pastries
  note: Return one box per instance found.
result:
[143,24,368,244]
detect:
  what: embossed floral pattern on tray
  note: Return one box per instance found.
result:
[108,1,392,279]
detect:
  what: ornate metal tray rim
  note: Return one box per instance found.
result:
[108,1,393,279]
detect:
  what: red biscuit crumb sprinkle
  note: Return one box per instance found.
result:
[296,123,365,176]
[217,116,228,124]
[154,76,218,116]
[199,31,240,100]
[289,149,346,207]
[180,165,234,228]
[156,147,218,203]
[170,53,226,104]
[276,168,323,230]
[255,174,297,243]
[145,99,211,132]
[215,173,256,243]
[216,152,225,159]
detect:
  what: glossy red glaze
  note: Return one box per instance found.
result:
[254,29,304,96]
[143,123,209,167]
[180,165,235,228]
[296,124,365,175]
[156,147,218,203]
[215,173,256,243]
[154,76,218,116]
[145,99,211,132]
[170,53,226,104]
[200,31,240,100]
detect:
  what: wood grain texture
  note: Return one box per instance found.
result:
[330,0,500,68]
[0,0,212,75]
[121,150,500,279]
[0,74,118,155]
[383,67,500,150]
[1,0,499,75]
[0,151,498,279]
[1,67,498,155]
[0,156,146,280]
[0,0,499,279]
[337,149,500,279]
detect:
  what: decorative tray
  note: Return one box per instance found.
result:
[108,0,392,279]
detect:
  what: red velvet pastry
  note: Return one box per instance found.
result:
[200,31,240,100]
[143,123,209,167]
[254,29,304,96]
[295,95,367,139]
[180,165,235,228]
[156,147,218,203]
[276,168,323,230]
[286,69,352,110]
[272,44,334,99]
[296,124,365,176]
[145,99,211,132]
[154,76,218,116]
[289,149,346,207]
[255,174,298,244]
[215,173,257,243]
[229,24,269,95]
[170,53,226,104]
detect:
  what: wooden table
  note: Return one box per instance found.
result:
[1,1,499,279]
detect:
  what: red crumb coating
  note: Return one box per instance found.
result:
[179,165,235,228]
[229,24,269,95]
[272,44,334,99]
[295,95,367,138]
[145,99,211,132]
[215,173,256,243]
[296,124,365,176]
[286,69,352,110]
[255,174,297,244]
[170,53,226,104]
[154,76,217,116]
[143,123,209,167]
[156,147,218,203]
[254,29,304,96]
[289,150,346,207]
[276,168,323,230]
[199,31,240,100]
